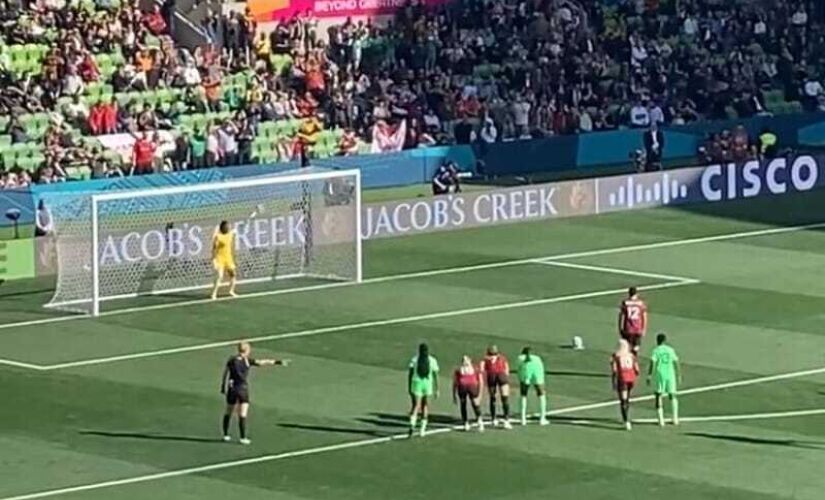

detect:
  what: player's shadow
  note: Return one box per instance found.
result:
[687,432,825,450]
[79,430,222,444]
[358,412,459,429]
[546,370,610,379]
[550,415,625,431]
[278,423,387,437]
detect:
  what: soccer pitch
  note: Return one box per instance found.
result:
[1,191,825,500]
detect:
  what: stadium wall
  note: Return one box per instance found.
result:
[0,153,821,281]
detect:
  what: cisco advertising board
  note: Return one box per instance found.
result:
[362,155,823,239]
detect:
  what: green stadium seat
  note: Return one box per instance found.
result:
[15,157,35,172]
[0,135,11,148]
[2,150,16,169]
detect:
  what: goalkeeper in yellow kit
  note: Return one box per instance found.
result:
[211,220,238,300]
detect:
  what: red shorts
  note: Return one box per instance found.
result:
[486,372,509,389]
[620,332,643,349]
[458,384,480,400]
[616,379,635,393]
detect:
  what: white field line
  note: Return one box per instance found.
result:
[2,365,823,500]
[633,408,825,424]
[535,260,699,284]
[0,359,48,370]
[37,281,691,371]
[1,221,822,332]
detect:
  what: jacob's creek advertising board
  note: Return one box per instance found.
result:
[361,155,825,239]
[362,180,596,239]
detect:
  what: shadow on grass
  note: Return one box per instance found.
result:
[278,422,387,437]
[686,432,825,450]
[79,430,222,444]
[546,370,610,379]
[549,415,625,431]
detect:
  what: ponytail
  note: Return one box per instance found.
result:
[522,346,531,362]
[416,343,430,378]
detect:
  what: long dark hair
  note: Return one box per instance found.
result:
[522,346,531,362]
[416,343,430,378]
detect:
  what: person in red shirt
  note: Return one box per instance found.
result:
[482,345,512,429]
[132,133,156,175]
[618,286,648,355]
[611,339,640,431]
[101,97,118,135]
[88,102,105,135]
[453,355,484,432]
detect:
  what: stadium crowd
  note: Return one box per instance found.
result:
[1,0,825,189]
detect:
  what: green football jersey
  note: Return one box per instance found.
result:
[651,344,679,379]
[408,355,439,382]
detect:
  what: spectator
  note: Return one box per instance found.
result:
[431,161,461,195]
[190,128,207,169]
[171,132,191,171]
[218,120,239,166]
[205,125,220,167]
[758,127,778,159]
[643,123,665,172]
[6,117,29,144]
[132,132,156,174]
[34,199,53,237]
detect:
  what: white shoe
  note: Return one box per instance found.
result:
[239,438,251,445]
[419,428,426,438]
[463,422,471,432]
[658,419,665,427]
[229,290,238,298]
[539,418,549,426]
[222,435,231,442]
[492,418,500,428]
[520,417,528,426]
[502,420,513,430]
[625,421,632,431]
[672,418,679,426]
[477,419,485,433]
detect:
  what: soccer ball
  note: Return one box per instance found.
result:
[572,336,584,350]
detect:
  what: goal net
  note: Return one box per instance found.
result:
[44,168,362,315]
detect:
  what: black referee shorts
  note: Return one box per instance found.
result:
[226,385,250,405]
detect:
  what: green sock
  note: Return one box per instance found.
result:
[671,397,679,422]
[539,395,547,418]
[409,414,418,430]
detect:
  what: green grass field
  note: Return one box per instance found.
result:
[2,191,825,499]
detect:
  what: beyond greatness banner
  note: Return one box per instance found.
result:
[361,155,823,239]
[247,0,448,21]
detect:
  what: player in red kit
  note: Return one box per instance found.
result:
[611,339,640,431]
[482,345,512,429]
[618,286,648,355]
[453,355,484,432]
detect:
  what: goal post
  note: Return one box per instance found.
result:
[45,168,362,316]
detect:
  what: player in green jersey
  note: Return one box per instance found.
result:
[408,343,440,437]
[517,347,549,426]
[647,333,681,426]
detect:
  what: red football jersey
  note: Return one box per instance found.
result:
[454,364,481,388]
[619,298,647,335]
[482,354,509,375]
[612,353,639,383]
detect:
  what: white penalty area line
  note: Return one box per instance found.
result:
[0,220,822,333]
[26,281,693,371]
[632,408,825,424]
[535,260,699,284]
[2,366,823,500]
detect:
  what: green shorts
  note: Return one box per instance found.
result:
[410,377,434,398]
[519,367,545,387]
[655,376,677,396]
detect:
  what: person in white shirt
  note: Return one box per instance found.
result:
[511,97,531,137]
[480,118,498,143]
[683,15,699,36]
[630,101,650,128]
[62,67,85,96]
[791,6,808,27]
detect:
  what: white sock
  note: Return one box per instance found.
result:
[520,396,528,421]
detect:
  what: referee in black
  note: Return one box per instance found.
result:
[221,341,289,444]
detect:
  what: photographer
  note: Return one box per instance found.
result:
[643,123,665,172]
[432,161,462,195]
